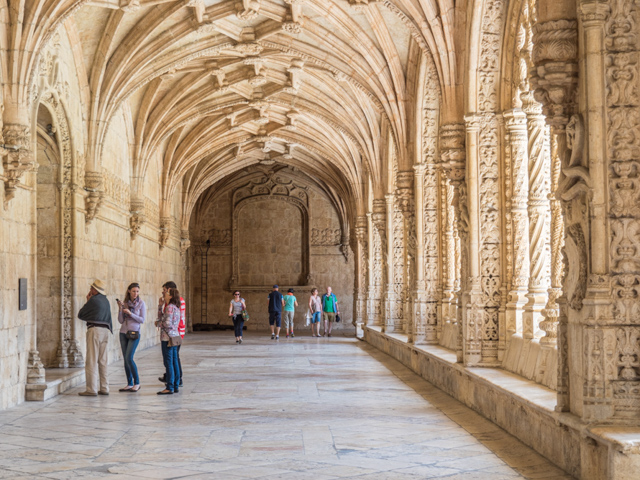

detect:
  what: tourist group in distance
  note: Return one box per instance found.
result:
[75,280,341,397]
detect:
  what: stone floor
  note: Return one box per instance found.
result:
[0,332,575,479]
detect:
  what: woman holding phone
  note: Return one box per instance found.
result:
[117,283,146,392]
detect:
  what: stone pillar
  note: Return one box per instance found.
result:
[383,193,397,333]
[441,123,467,363]
[412,164,427,344]
[503,109,531,339]
[371,200,387,327]
[396,171,413,337]
[522,93,551,339]
[354,216,368,327]
[531,15,578,414]
[463,114,484,366]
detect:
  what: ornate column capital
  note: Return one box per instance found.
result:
[355,215,368,243]
[2,123,34,206]
[84,171,104,225]
[180,229,191,255]
[396,170,414,215]
[130,198,146,239]
[159,216,171,249]
[372,198,386,235]
[413,163,427,176]
[463,114,482,133]
[530,20,579,127]
[503,108,528,132]
[579,2,610,27]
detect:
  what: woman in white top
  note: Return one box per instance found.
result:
[228,291,247,344]
[308,288,322,337]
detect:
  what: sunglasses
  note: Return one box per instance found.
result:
[234,293,240,296]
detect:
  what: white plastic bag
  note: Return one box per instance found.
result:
[305,309,312,326]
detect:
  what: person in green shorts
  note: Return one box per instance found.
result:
[321,286,340,337]
[283,288,298,338]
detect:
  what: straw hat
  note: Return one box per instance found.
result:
[90,279,106,295]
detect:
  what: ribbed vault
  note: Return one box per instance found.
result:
[4,0,462,234]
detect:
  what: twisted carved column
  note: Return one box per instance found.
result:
[522,93,551,339]
[531,17,578,413]
[503,109,531,338]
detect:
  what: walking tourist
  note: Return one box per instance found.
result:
[116,283,145,392]
[322,286,340,337]
[283,288,298,338]
[309,288,322,337]
[268,284,284,340]
[158,281,185,386]
[78,279,112,396]
[156,287,181,395]
[228,290,246,344]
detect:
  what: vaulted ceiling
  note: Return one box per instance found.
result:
[6,0,465,223]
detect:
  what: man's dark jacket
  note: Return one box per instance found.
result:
[78,294,113,333]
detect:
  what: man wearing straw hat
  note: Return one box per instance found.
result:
[78,279,112,396]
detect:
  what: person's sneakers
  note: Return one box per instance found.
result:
[236,340,239,343]
[328,334,332,337]
[179,381,183,387]
[98,391,109,396]
[78,391,97,396]
[291,333,295,338]
[158,376,166,383]
[276,335,279,340]
[271,334,275,340]
[239,338,243,344]
[286,334,289,338]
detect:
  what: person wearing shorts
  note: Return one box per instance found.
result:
[321,286,340,337]
[267,285,284,339]
[283,288,298,338]
[308,288,322,337]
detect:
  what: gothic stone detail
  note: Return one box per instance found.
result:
[2,124,34,206]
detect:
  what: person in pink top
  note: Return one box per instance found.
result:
[158,281,186,387]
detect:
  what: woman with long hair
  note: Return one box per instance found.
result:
[117,283,146,392]
[155,287,181,395]
[228,291,246,344]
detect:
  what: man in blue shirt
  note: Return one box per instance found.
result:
[267,284,284,340]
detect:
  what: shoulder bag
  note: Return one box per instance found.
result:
[126,330,139,340]
[242,309,250,322]
[168,335,182,347]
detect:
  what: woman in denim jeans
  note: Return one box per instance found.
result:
[117,283,146,392]
[156,288,181,395]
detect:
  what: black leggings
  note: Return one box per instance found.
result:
[233,314,244,337]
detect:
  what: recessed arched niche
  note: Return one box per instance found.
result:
[234,195,309,288]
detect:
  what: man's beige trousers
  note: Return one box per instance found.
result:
[85,327,110,394]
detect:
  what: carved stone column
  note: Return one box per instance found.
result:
[383,193,398,333]
[370,200,386,327]
[531,17,578,414]
[412,164,427,344]
[2,123,34,207]
[504,109,532,338]
[396,172,413,337]
[441,123,466,363]
[354,216,368,327]
[463,114,484,366]
[522,93,551,340]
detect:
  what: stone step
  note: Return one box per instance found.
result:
[25,368,85,402]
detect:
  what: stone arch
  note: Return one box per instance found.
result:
[35,92,83,369]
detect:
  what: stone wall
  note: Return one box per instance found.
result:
[0,25,185,410]
[189,167,354,331]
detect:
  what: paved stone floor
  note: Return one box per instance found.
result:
[0,332,574,479]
